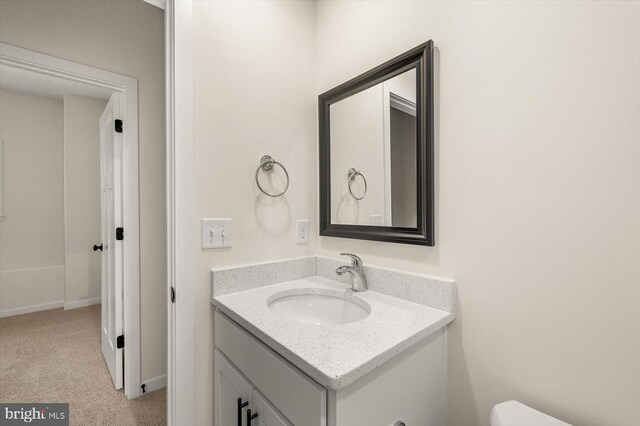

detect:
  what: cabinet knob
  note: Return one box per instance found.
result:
[237,398,248,426]
[93,244,103,252]
[393,422,406,426]
[247,409,258,425]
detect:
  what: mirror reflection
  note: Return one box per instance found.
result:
[330,68,417,227]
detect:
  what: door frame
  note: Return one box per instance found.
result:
[382,81,417,227]
[0,42,143,399]
[165,1,195,424]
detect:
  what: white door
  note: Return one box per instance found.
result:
[214,350,255,426]
[99,92,124,390]
[252,390,293,426]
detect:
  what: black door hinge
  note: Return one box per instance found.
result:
[170,286,176,303]
[115,119,123,133]
[116,227,124,241]
[117,334,124,349]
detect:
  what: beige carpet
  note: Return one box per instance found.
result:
[0,305,166,425]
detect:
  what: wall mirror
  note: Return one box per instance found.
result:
[319,41,434,245]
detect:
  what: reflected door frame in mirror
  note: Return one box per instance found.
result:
[319,40,434,246]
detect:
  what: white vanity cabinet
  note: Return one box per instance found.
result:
[214,311,446,426]
[214,350,292,426]
[214,350,254,426]
[252,390,293,426]
[215,312,327,426]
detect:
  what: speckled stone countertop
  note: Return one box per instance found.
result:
[212,271,455,390]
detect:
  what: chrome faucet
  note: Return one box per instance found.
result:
[335,253,367,292]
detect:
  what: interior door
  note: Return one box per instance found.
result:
[215,350,255,426]
[99,92,124,390]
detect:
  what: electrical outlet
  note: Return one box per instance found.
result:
[201,218,232,249]
[297,219,309,244]
[370,214,383,226]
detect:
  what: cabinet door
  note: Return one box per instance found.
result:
[215,350,255,426]
[251,389,293,426]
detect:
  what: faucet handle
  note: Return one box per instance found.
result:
[339,253,362,268]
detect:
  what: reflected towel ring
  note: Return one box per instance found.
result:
[255,155,289,197]
[348,168,367,200]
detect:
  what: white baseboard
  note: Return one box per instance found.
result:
[0,300,64,318]
[64,297,101,310]
[0,265,65,315]
[142,374,167,394]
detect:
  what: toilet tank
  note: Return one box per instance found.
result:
[490,401,572,426]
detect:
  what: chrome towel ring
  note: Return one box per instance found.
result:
[348,168,367,200]
[255,155,289,197]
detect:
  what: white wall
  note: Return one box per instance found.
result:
[63,95,106,308]
[190,2,639,425]
[315,2,640,426]
[0,0,167,383]
[0,90,65,314]
[192,1,316,423]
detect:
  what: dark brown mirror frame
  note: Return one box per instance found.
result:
[318,40,434,246]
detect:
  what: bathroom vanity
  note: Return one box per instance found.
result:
[211,257,455,426]
[211,40,446,425]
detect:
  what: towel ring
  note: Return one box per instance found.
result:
[255,155,289,197]
[347,168,367,200]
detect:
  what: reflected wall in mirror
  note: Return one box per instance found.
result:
[319,41,434,245]
[330,68,417,227]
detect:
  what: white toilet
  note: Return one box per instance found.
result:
[491,401,572,426]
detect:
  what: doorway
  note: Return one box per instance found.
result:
[0,43,145,401]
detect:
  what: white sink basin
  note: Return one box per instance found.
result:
[267,289,370,325]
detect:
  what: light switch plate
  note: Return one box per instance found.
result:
[201,218,232,249]
[297,219,309,244]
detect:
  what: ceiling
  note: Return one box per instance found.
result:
[0,64,113,101]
